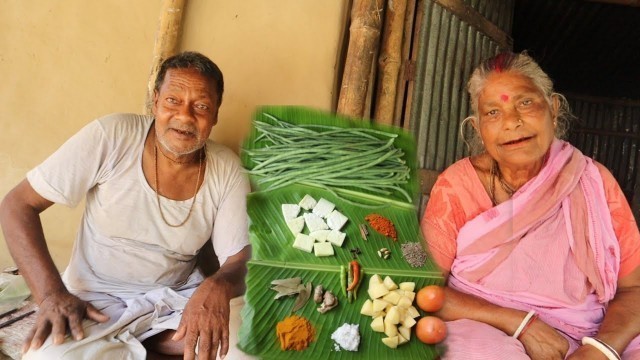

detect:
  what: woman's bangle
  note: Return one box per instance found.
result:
[581,337,621,360]
[516,314,538,340]
[512,310,536,338]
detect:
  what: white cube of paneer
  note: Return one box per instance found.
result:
[312,198,335,218]
[304,213,328,232]
[313,242,334,257]
[281,204,300,220]
[286,216,305,235]
[326,210,348,230]
[292,233,314,253]
[298,195,317,210]
[308,230,331,242]
[326,229,346,247]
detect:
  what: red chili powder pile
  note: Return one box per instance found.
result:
[365,213,397,241]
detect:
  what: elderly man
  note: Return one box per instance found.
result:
[0,52,252,360]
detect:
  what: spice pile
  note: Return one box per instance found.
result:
[331,323,360,351]
[276,315,316,351]
[401,243,427,268]
[365,214,397,241]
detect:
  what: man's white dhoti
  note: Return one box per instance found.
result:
[23,293,254,359]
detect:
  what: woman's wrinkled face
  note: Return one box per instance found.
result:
[475,71,557,169]
[152,68,219,156]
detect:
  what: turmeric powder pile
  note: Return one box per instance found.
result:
[365,214,397,241]
[276,314,316,351]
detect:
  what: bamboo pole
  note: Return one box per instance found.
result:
[373,0,407,125]
[393,0,416,128]
[144,0,187,114]
[337,0,385,118]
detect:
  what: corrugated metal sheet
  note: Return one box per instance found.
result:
[567,96,640,208]
[513,0,640,99]
[410,0,514,172]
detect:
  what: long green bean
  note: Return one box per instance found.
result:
[245,112,414,204]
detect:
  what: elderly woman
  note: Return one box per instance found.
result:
[421,52,640,359]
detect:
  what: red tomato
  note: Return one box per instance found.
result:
[415,316,447,344]
[416,285,445,312]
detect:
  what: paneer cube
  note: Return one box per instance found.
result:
[308,229,331,242]
[303,213,328,232]
[292,233,314,253]
[312,198,335,218]
[326,210,348,230]
[298,194,317,210]
[285,216,305,235]
[313,242,334,257]
[281,204,300,220]
[326,230,346,247]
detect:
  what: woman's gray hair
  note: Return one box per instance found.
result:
[462,52,573,154]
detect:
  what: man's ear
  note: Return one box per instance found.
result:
[151,91,159,114]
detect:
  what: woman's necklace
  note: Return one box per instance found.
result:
[489,160,516,206]
[153,142,204,227]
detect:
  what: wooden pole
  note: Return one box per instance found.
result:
[373,0,407,125]
[144,0,187,114]
[393,0,416,128]
[337,0,385,118]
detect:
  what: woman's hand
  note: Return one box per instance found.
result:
[174,276,233,360]
[565,345,609,360]
[519,318,569,360]
[23,290,109,353]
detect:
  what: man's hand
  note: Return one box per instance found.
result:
[173,277,232,360]
[519,318,569,360]
[23,290,109,353]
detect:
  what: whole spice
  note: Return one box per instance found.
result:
[401,242,428,268]
[276,315,316,351]
[291,282,312,312]
[377,248,391,259]
[318,290,339,313]
[313,285,325,304]
[364,214,397,241]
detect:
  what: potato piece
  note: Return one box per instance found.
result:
[382,291,401,305]
[384,321,398,337]
[385,306,401,325]
[360,299,374,317]
[371,315,385,332]
[398,326,411,341]
[383,276,398,290]
[407,306,420,318]
[399,282,416,292]
[403,291,416,302]
[398,334,409,345]
[372,299,388,312]
[401,314,417,328]
[368,283,390,299]
[381,336,399,349]
[397,296,413,309]
[369,274,383,286]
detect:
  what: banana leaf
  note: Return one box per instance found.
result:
[238,261,444,359]
[247,182,440,271]
[239,106,444,359]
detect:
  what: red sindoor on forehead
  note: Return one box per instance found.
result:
[500,94,509,102]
